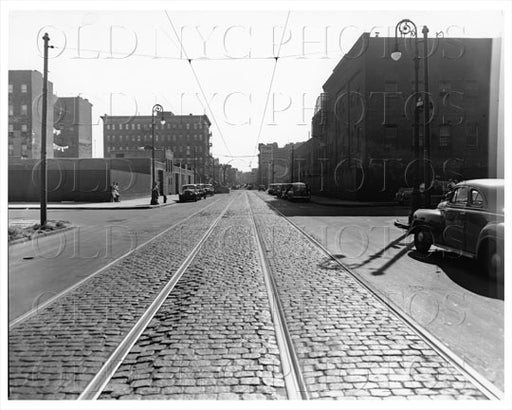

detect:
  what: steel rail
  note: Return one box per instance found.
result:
[9,198,223,329]
[258,192,503,400]
[78,196,236,400]
[246,193,309,400]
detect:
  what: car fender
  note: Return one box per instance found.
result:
[409,209,444,238]
[477,222,504,254]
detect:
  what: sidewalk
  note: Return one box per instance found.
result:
[8,195,179,210]
[310,195,397,207]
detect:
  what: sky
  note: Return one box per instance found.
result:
[6,4,506,171]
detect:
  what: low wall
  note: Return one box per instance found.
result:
[8,158,154,202]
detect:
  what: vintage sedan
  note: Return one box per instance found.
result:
[277,183,293,199]
[409,179,504,280]
[179,184,200,202]
[204,184,215,196]
[286,182,311,202]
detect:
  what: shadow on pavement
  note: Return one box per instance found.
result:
[260,194,409,217]
[408,250,504,300]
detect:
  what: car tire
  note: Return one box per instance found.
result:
[414,227,433,254]
[480,240,504,282]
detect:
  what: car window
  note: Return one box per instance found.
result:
[469,189,484,208]
[451,187,468,205]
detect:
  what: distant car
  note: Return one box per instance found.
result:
[268,183,278,195]
[395,181,451,206]
[179,184,200,202]
[258,185,266,191]
[278,183,293,199]
[195,184,206,198]
[204,184,215,196]
[215,185,230,194]
[395,187,413,205]
[286,182,311,202]
[409,179,504,280]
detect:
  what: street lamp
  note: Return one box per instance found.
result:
[151,103,165,205]
[392,19,431,222]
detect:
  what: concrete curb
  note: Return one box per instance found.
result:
[8,225,77,246]
[8,201,177,211]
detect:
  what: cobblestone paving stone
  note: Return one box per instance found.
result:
[249,192,487,400]
[8,197,233,400]
[99,193,287,400]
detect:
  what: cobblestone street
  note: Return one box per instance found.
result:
[7,192,497,400]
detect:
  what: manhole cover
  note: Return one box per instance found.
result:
[23,256,34,260]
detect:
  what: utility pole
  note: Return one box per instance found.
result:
[193,146,197,183]
[40,33,53,228]
[290,145,294,183]
[423,25,431,208]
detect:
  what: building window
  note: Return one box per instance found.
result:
[131,124,135,130]
[111,124,116,130]
[137,124,141,130]
[439,124,450,148]
[9,124,14,132]
[106,124,110,130]
[198,123,202,129]
[9,84,13,93]
[9,105,13,116]
[21,84,27,93]
[186,124,190,130]
[137,135,141,142]
[9,144,14,156]
[20,105,28,115]
[466,124,479,148]
[21,124,28,132]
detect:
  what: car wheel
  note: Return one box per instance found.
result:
[414,227,433,254]
[481,240,504,282]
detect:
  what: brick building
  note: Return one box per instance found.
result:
[258,142,303,187]
[8,70,57,160]
[102,113,212,182]
[300,33,496,200]
[53,96,93,158]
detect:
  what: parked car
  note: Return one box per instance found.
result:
[286,182,311,202]
[395,180,451,206]
[258,185,266,191]
[179,184,200,202]
[196,184,207,199]
[215,185,230,194]
[278,183,293,199]
[268,183,278,195]
[409,179,504,280]
[204,184,215,196]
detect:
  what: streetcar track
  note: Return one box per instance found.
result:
[9,197,223,329]
[256,192,503,400]
[246,193,309,400]
[78,196,237,400]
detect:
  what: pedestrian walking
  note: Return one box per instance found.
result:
[113,182,120,202]
[151,182,159,205]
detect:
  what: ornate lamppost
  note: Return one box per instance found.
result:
[151,104,165,205]
[391,19,431,222]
